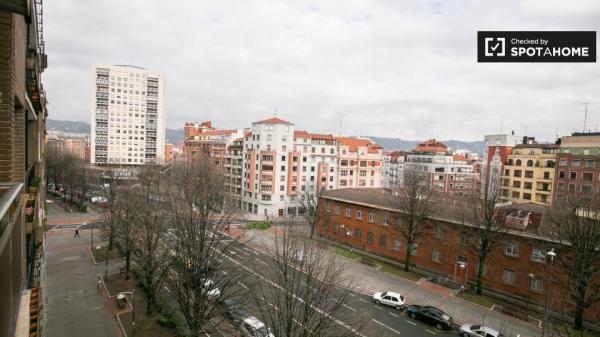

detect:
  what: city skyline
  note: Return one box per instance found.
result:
[43,0,599,141]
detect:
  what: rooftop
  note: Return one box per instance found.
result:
[253,117,293,125]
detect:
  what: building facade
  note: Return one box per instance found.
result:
[500,142,558,205]
[553,133,600,205]
[181,121,243,168]
[316,188,599,322]
[336,137,384,189]
[382,151,406,188]
[90,64,166,165]
[0,1,47,336]
[481,134,520,193]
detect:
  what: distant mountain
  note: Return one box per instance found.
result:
[367,136,485,154]
[47,119,185,144]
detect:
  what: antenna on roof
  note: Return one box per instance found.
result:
[582,102,590,132]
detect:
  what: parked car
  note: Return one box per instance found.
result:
[204,279,221,299]
[223,298,248,323]
[406,305,454,330]
[372,291,405,309]
[459,324,503,337]
[240,316,275,337]
[90,196,108,204]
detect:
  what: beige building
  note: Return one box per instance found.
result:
[500,143,558,205]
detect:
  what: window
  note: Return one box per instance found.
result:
[559,159,567,166]
[367,231,373,242]
[582,185,593,193]
[558,171,565,179]
[356,210,363,220]
[529,277,544,292]
[585,159,595,168]
[583,172,594,181]
[335,206,340,215]
[433,224,444,239]
[368,212,375,223]
[523,193,531,200]
[570,172,577,180]
[572,159,581,167]
[393,240,401,251]
[459,232,468,245]
[514,170,522,177]
[568,183,576,192]
[345,208,351,217]
[382,215,389,225]
[432,249,441,263]
[532,248,545,262]
[333,224,339,232]
[379,234,387,247]
[525,171,534,178]
[512,181,521,188]
[505,241,519,256]
[354,228,362,239]
[503,269,517,285]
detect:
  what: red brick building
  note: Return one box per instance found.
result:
[316,188,600,323]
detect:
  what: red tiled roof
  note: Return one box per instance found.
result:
[310,133,335,141]
[335,137,381,151]
[195,129,236,136]
[412,139,448,153]
[453,154,468,161]
[244,131,253,137]
[294,130,310,138]
[254,117,293,125]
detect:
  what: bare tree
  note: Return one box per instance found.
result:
[129,165,171,315]
[550,195,600,332]
[393,169,435,272]
[113,188,137,280]
[163,158,244,336]
[298,187,327,239]
[251,221,366,337]
[464,177,508,295]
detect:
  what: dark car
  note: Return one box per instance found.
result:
[223,298,248,323]
[406,305,454,330]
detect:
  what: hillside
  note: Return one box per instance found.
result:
[367,136,485,154]
[47,119,184,143]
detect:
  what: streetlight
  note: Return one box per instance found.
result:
[542,248,556,337]
[526,272,535,311]
[119,289,136,337]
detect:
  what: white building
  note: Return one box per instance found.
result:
[382,151,406,188]
[90,64,166,165]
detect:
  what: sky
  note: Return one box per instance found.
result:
[44,0,600,141]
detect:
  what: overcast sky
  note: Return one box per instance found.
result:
[44,0,599,141]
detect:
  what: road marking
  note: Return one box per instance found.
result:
[372,319,401,334]
[342,304,356,311]
[348,292,356,297]
[407,321,417,326]
[237,281,248,289]
[359,298,369,303]
[374,305,383,310]
[257,259,269,266]
[389,312,400,317]
[221,270,228,275]
[425,329,437,335]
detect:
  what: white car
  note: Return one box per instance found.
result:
[372,291,405,309]
[240,316,275,337]
[203,279,221,299]
[459,324,503,337]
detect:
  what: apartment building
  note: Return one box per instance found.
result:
[500,140,558,205]
[553,132,600,205]
[481,133,520,192]
[224,137,244,204]
[90,64,166,165]
[404,140,477,194]
[336,137,384,189]
[382,151,407,188]
[316,188,599,322]
[293,131,339,192]
[0,1,47,336]
[47,133,87,160]
[182,121,244,168]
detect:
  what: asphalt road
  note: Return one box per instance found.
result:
[218,237,459,337]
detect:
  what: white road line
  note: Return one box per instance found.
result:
[348,293,356,297]
[221,270,228,275]
[407,321,417,326]
[372,319,401,334]
[425,329,437,335]
[389,312,400,317]
[374,305,383,310]
[359,298,369,303]
[342,303,357,311]
[257,259,269,266]
[237,281,248,289]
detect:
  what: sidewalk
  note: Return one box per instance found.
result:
[43,197,121,337]
[244,227,543,337]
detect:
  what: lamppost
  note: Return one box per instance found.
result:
[526,272,535,311]
[119,289,136,337]
[542,248,556,337]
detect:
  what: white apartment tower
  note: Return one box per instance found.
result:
[91,64,166,165]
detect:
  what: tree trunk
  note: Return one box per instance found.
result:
[476,258,485,295]
[125,252,131,280]
[574,303,584,331]
[404,244,411,272]
[309,221,315,239]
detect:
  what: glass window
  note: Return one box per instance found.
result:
[367,231,373,242]
[379,235,387,247]
[345,208,351,217]
[393,240,401,251]
[502,269,517,285]
[368,212,375,223]
[532,248,545,262]
[356,210,363,220]
[432,249,441,262]
[354,228,361,239]
[505,241,519,256]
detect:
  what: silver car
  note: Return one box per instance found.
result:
[459,324,503,337]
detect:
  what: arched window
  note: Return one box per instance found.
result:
[527,160,534,167]
[515,159,522,166]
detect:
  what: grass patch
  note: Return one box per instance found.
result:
[332,246,361,260]
[245,221,271,230]
[90,244,123,263]
[455,291,498,309]
[105,275,178,337]
[377,261,423,282]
